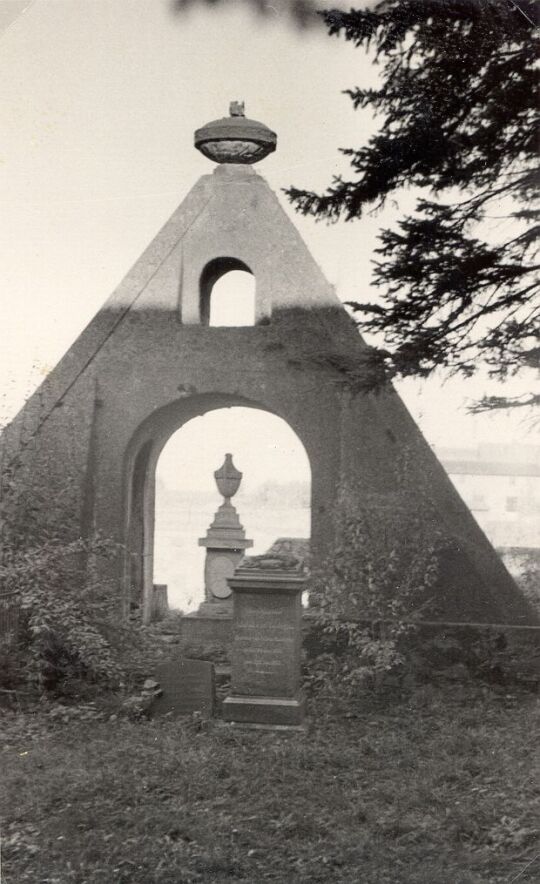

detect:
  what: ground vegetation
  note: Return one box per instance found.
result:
[1,682,538,883]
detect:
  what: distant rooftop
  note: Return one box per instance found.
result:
[434,443,540,477]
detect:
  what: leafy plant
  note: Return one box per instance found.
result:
[0,534,126,696]
[0,409,137,697]
[307,452,444,692]
[514,550,540,615]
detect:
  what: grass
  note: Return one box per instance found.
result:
[1,683,539,884]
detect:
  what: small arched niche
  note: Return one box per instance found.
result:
[200,257,255,326]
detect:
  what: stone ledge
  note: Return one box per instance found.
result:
[222,694,305,727]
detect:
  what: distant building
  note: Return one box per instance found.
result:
[435,443,540,550]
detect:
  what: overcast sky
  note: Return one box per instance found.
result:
[1,0,536,460]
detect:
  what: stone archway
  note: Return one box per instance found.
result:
[123,393,314,623]
[4,108,534,628]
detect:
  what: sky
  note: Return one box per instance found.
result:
[0,0,537,460]
[158,407,311,494]
[154,406,312,607]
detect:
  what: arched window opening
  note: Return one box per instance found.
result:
[200,258,255,327]
[154,407,311,612]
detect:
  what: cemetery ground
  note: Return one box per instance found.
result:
[1,678,539,884]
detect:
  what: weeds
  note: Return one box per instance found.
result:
[1,684,538,883]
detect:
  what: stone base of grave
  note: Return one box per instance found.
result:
[222,693,305,727]
[196,601,232,617]
[179,609,232,648]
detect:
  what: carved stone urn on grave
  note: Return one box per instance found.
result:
[198,454,253,612]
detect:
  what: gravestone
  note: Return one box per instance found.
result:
[223,556,306,727]
[151,584,169,621]
[151,658,215,718]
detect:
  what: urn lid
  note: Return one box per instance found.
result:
[194,102,277,165]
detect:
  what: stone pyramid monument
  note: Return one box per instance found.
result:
[2,103,536,627]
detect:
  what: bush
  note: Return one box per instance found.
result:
[0,636,27,696]
[514,552,540,616]
[307,454,445,695]
[0,535,127,697]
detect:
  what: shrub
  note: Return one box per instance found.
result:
[514,551,540,616]
[307,453,444,694]
[0,534,126,696]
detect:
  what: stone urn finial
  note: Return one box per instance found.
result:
[194,104,277,165]
[199,454,253,606]
[214,453,242,502]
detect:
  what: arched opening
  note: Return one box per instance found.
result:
[200,258,255,327]
[122,384,339,622]
[154,408,310,611]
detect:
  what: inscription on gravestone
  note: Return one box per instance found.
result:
[151,658,215,718]
[233,594,300,698]
[223,560,306,727]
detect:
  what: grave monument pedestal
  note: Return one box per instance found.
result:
[223,561,306,728]
[180,454,251,652]
[197,453,252,614]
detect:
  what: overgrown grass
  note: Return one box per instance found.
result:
[1,685,538,883]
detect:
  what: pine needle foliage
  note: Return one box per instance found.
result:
[286,0,540,410]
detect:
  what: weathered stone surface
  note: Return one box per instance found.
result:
[199,455,253,606]
[238,552,303,573]
[195,102,277,165]
[151,584,169,621]
[223,567,305,727]
[223,695,304,727]
[231,592,301,697]
[151,659,215,718]
[265,538,311,570]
